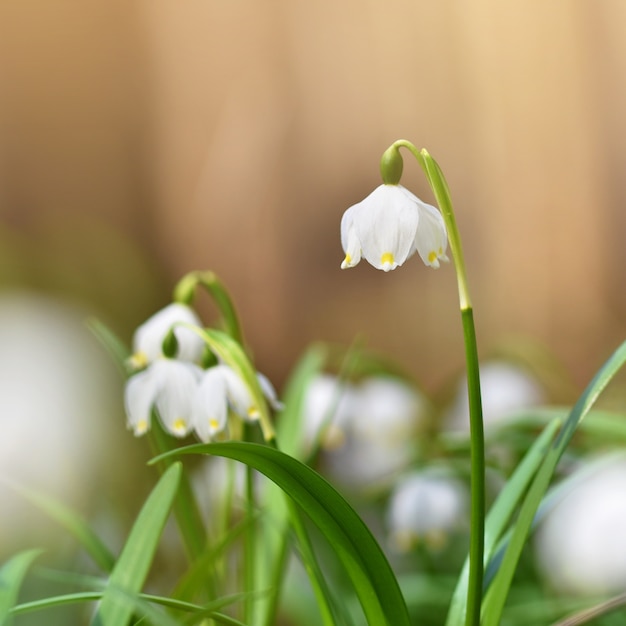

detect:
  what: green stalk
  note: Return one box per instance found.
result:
[390,140,485,626]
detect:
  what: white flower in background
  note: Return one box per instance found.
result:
[340,184,448,272]
[387,471,468,552]
[129,303,204,368]
[535,457,626,595]
[300,374,358,453]
[125,359,202,437]
[445,361,545,432]
[192,364,283,442]
[309,375,427,487]
[351,377,426,443]
[0,292,119,548]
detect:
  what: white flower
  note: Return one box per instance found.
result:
[130,303,205,368]
[535,456,626,595]
[340,184,448,272]
[386,471,468,552]
[300,374,358,453]
[124,359,203,437]
[445,361,545,432]
[192,364,282,442]
[306,375,427,487]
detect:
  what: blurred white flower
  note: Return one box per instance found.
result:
[300,374,358,453]
[535,457,626,595]
[129,303,204,368]
[303,374,427,487]
[340,184,448,272]
[386,471,468,552]
[124,359,202,437]
[445,361,545,432]
[0,292,119,549]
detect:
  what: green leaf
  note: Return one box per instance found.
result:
[91,462,182,626]
[0,549,42,625]
[6,483,115,573]
[481,341,626,626]
[445,417,561,626]
[86,317,131,375]
[152,442,411,626]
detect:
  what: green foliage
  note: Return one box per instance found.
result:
[153,442,412,626]
[0,549,43,626]
[91,462,182,626]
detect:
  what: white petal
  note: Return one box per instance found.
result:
[124,368,158,436]
[354,185,419,271]
[192,367,229,442]
[132,303,205,364]
[302,374,356,450]
[340,205,362,269]
[220,365,258,421]
[151,359,202,437]
[257,371,284,411]
[351,377,426,444]
[413,202,449,268]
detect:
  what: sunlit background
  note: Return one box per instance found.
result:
[2,1,626,619]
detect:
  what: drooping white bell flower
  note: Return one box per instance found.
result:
[535,456,626,595]
[340,184,449,272]
[130,303,205,369]
[386,471,468,552]
[322,376,427,487]
[124,358,203,437]
[192,364,283,442]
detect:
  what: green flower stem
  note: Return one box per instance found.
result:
[174,270,244,345]
[388,140,484,626]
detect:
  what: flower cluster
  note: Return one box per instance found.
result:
[124,303,281,442]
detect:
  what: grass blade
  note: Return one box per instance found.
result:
[5,482,115,573]
[0,549,43,625]
[91,462,182,626]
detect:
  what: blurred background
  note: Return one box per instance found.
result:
[1,0,626,603]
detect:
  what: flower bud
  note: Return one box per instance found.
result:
[379,145,404,185]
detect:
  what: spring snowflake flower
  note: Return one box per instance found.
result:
[387,471,468,552]
[124,359,203,437]
[192,364,283,442]
[129,303,205,369]
[535,456,626,595]
[341,184,449,272]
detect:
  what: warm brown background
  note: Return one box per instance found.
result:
[1,0,625,392]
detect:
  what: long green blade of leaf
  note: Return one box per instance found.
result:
[152,442,411,626]
[482,341,626,626]
[91,462,182,626]
[0,549,43,625]
[6,482,115,573]
[445,417,561,626]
